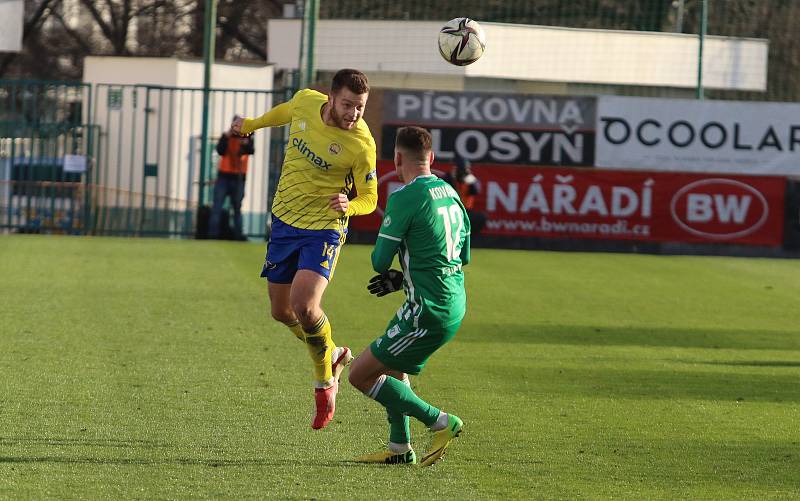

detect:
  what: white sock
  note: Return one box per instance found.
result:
[430,411,448,431]
[388,441,412,454]
[313,376,335,389]
[366,374,387,399]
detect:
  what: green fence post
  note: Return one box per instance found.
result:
[83,84,93,235]
[140,87,152,234]
[297,1,306,87]
[305,0,319,87]
[199,0,217,209]
[697,0,707,100]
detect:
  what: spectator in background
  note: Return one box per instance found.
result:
[210,115,255,240]
[442,156,486,236]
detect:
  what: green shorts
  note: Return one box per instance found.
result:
[370,314,460,375]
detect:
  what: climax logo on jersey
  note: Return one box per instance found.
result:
[328,142,342,155]
[292,137,332,170]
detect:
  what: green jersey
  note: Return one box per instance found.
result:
[371,174,471,328]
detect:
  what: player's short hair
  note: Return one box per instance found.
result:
[395,126,432,160]
[331,69,370,95]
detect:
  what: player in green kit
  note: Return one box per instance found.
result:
[348,126,470,466]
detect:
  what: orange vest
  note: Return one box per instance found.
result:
[219,136,250,175]
[456,181,476,210]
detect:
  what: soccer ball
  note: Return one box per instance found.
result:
[438,17,486,66]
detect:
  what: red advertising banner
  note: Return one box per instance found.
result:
[349,161,785,246]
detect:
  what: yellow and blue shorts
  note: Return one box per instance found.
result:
[261,215,346,283]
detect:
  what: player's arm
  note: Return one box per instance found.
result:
[239,89,308,135]
[240,101,293,135]
[460,203,472,266]
[345,147,378,217]
[368,196,410,296]
[371,193,411,273]
[371,234,400,274]
[460,232,471,266]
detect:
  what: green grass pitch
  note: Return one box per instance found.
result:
[1,234,799,499]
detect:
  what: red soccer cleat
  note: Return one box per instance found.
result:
[310,347,352,430]
[312,381,338,430]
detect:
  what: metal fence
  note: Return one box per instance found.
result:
[0,81,93,235]
[1,79,293,238]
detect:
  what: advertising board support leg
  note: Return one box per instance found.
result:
[784,179,800,251]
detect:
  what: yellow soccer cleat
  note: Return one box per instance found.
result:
[420,414,463,467]
[353,449,417,465]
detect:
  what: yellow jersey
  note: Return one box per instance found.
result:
[241,89,378,231]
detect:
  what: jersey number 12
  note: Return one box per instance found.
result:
[437,204,464,261]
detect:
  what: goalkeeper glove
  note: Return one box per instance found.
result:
[367,270,404,297]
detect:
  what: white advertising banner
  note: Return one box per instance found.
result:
[383,90,596,166]
[596,96,800,176]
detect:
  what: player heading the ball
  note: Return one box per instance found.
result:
[233,69,378,430]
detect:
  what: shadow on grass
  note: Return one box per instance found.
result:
[475,363,800,403]
[0,436,366,468]
[0,456,307,467]
[460,323,800,351]
[695,360,800,368]
[0,453,354,468]
[545,436,800,492]
[0,437,170,448]
[0,437,338,468]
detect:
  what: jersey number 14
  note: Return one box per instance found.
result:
[437,204,464,262]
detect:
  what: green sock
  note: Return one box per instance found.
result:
[372,375,440,428]
[387,411,410,445]
[387,376,411,444]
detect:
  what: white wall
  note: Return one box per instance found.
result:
[83,56,274,89]
[84,57,180,86]
[268,19,768,92]
[0,0,24,52]
[83,57,276,232]
[175,60,274,90]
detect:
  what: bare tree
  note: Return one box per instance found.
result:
[1,0,277,80]
[0,0,61,77]
[5,0,800,102]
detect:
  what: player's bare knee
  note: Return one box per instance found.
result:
[292,304,319,326]
[270,307,295,324]
[348,368,368,393]
[347,359,373,393]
